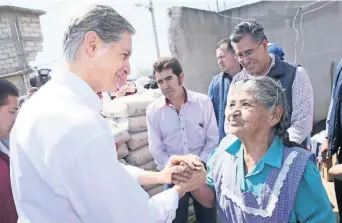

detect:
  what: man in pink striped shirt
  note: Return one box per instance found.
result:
[146,57,218,223]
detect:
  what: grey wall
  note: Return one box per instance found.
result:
[168,1,342,123]
[168,7,232,94]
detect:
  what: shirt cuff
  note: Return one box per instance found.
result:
[121,164,145,182]
[148,186,179,222]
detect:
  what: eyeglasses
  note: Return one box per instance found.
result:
[235,41,263,61]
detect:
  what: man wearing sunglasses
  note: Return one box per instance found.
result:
[228,21,314,146]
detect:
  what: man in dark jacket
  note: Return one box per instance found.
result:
[0,78,19,223]
[229,21,314,146]
[208,38,242,142]
[321,58,342,222]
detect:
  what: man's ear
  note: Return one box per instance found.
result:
[84,31,101,58]
[179,72,184,84]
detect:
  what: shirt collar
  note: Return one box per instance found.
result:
[259,136,283,168]
[226,135,283,169]
[160,87,196,108]
[0,141,9,155]
[53,68,102,113]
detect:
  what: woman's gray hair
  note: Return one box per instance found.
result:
[63,4,135,62]
[232,76,290,139]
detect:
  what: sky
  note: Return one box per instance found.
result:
[1,0,251,74]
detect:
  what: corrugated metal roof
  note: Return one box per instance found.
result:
[0,5,46,15]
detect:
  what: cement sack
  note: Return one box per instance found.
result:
[117,143,129,159]
[139,160,157,171]
[126,116,147,133]
[125,145,153,166]
[141,89,163,99]
[102,94,156,118]
[126,131,148,150]
[107,119,130,144]
[142,183,159,191]
[147,185,164,197]
[110,116,147,133]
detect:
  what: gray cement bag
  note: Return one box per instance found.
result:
[124,145,153,166]
[126,131,148,151]
[102,94,155,118]
[109,116,147,133]
[107,119,130,144]
[139,160,157,171]
[117,143,129,159]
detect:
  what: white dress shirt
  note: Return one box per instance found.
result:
[10,68,179,223]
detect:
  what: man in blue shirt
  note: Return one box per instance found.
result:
[208,38,242,142]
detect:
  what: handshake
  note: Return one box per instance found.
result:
[161,155,207,196]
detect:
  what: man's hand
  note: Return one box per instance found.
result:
[165,154,202,170]
[177,164,207,192]
[320,138,331,163]
[161,162,192,184]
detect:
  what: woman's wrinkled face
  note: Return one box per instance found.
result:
[226,87,271,139]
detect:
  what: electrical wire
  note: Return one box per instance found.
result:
[295,0,336,63]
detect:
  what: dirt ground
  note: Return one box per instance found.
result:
[323,178,339,222]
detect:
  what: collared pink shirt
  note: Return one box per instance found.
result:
[146,88,219,170]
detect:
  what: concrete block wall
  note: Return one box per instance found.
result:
[0,42,20,74]
[18,14,43,67]
[0,7,44,95]
[168,7,232,94]
[0,17,12,38]
[0,16,19,74]
[167,1,342,123]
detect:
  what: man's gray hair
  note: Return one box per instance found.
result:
[230,21,266,45]
[232,76,290,139]
[63,4,135,62]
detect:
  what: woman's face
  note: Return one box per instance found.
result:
[226,87,276,139]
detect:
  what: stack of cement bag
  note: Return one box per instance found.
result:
[102,89,163,196]
[102,89,195,221]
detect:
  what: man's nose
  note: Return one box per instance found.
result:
[124,62,131,76]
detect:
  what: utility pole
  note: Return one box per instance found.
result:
[136,0,161,58]
[216,0,219,12]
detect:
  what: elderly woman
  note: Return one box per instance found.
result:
[191,76,334,222]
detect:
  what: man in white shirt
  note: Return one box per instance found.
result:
[10,4,206,223]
